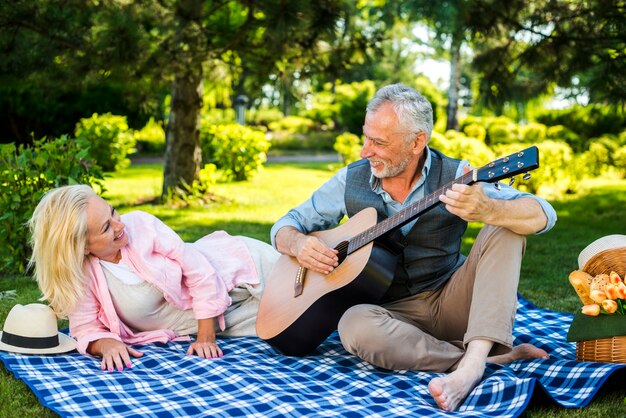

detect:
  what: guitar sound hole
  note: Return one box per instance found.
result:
[334,240,349,265]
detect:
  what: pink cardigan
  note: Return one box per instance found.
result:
[69,211,259,354]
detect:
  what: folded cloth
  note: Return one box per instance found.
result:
[1,295,625,418]
[566,312,626,342]
[219,236,280,337]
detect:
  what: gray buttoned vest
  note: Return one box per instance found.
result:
[345,149,468,302]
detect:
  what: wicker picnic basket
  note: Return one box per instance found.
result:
[575,246,626,364]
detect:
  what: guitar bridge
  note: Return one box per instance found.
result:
[294,266,307,297]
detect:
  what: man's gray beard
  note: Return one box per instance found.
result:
[372,153,413,179]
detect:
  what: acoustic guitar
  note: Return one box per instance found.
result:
[257,146,539,356]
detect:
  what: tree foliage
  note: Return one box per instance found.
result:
[2,0,625,202]
[471,0,626,109]
[399,0,474,130]
[0,0,356,198]
[0,0,172,143]
[159,0,356,197]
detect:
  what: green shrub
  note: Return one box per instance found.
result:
[412,75,447,130]
[443,131,495,168]
[486,116,519,145]
[520,122,547,143]
[201,123,270,181]
[493,140,579,198]
[268,116,315,134]
[546,125,583,152]
[75,113,136,172]
[302,89,338,129]
[165,163,219,207]
[203,108,236,125]
[580,136,620,176]
[248,107,284,128]
[595,135,621,158]
[334,132,363,165]
[134,117,165,155]
[582,142,610,177]
[429,131,451,155]
[463,123,487,142]
[535,104,626,147]
[614,145,626,178]
[335,81,376,135]
[459,115,482,131]
[0,136,104,273]
[269,131,336,152]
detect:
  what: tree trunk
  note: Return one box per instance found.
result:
[162,73,203,197]
[446,32,462,132]
[162,0,204,198]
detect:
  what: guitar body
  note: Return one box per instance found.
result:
[256,208,398,356]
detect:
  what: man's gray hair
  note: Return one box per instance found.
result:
[366,83,434,140]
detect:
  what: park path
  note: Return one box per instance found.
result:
[131,153,339,165]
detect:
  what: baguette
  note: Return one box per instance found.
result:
[569,270,594,305]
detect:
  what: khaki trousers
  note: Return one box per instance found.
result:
[337,225,526,372]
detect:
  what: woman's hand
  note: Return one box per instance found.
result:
[188,317,223,359]
[187,339,223,359]
[88,337,143,372]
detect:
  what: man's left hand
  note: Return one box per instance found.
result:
[439,182,494,224]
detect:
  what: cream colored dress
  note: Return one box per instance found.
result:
[101,236,279,337]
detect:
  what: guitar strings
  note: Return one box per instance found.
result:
[347,170,474,255]
[334,241,349,263]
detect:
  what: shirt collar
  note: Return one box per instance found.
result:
[369,146,432,192]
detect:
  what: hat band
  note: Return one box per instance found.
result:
[1,331,59,349]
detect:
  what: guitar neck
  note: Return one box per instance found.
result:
[347,170,476,254]
[344,146,538,255]
[336,146,538,257]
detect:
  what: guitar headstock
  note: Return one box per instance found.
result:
[475,146,539,184]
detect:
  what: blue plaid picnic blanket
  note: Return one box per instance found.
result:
[1,295,624,418]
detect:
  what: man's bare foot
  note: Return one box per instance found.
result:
[427,358,484,412]
[487,343,549,365]
[427,340,542,411]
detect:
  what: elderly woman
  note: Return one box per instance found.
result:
[29,184,278,372]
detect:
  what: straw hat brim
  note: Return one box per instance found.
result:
[0,331,76,355]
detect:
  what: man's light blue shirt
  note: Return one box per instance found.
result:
[270,147,557,247]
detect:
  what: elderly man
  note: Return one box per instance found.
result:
[271,83,555,411]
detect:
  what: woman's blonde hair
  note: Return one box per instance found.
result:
[28,184,96,318]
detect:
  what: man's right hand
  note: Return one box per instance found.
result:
[275,227,339,274]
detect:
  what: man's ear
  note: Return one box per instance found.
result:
[411,131,428,154]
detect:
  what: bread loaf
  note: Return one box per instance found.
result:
[569,270,594,305]
[590,273,610,292]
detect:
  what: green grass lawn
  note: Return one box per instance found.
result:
[1,161,626,417]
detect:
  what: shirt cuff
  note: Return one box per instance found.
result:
[270,218,304,248]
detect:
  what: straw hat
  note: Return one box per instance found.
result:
[577,234,626,275]
[0,303,76,354]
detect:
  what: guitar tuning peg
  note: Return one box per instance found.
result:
[523,172,531,181]
[509,177,515,186]
[493,183,501,190]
